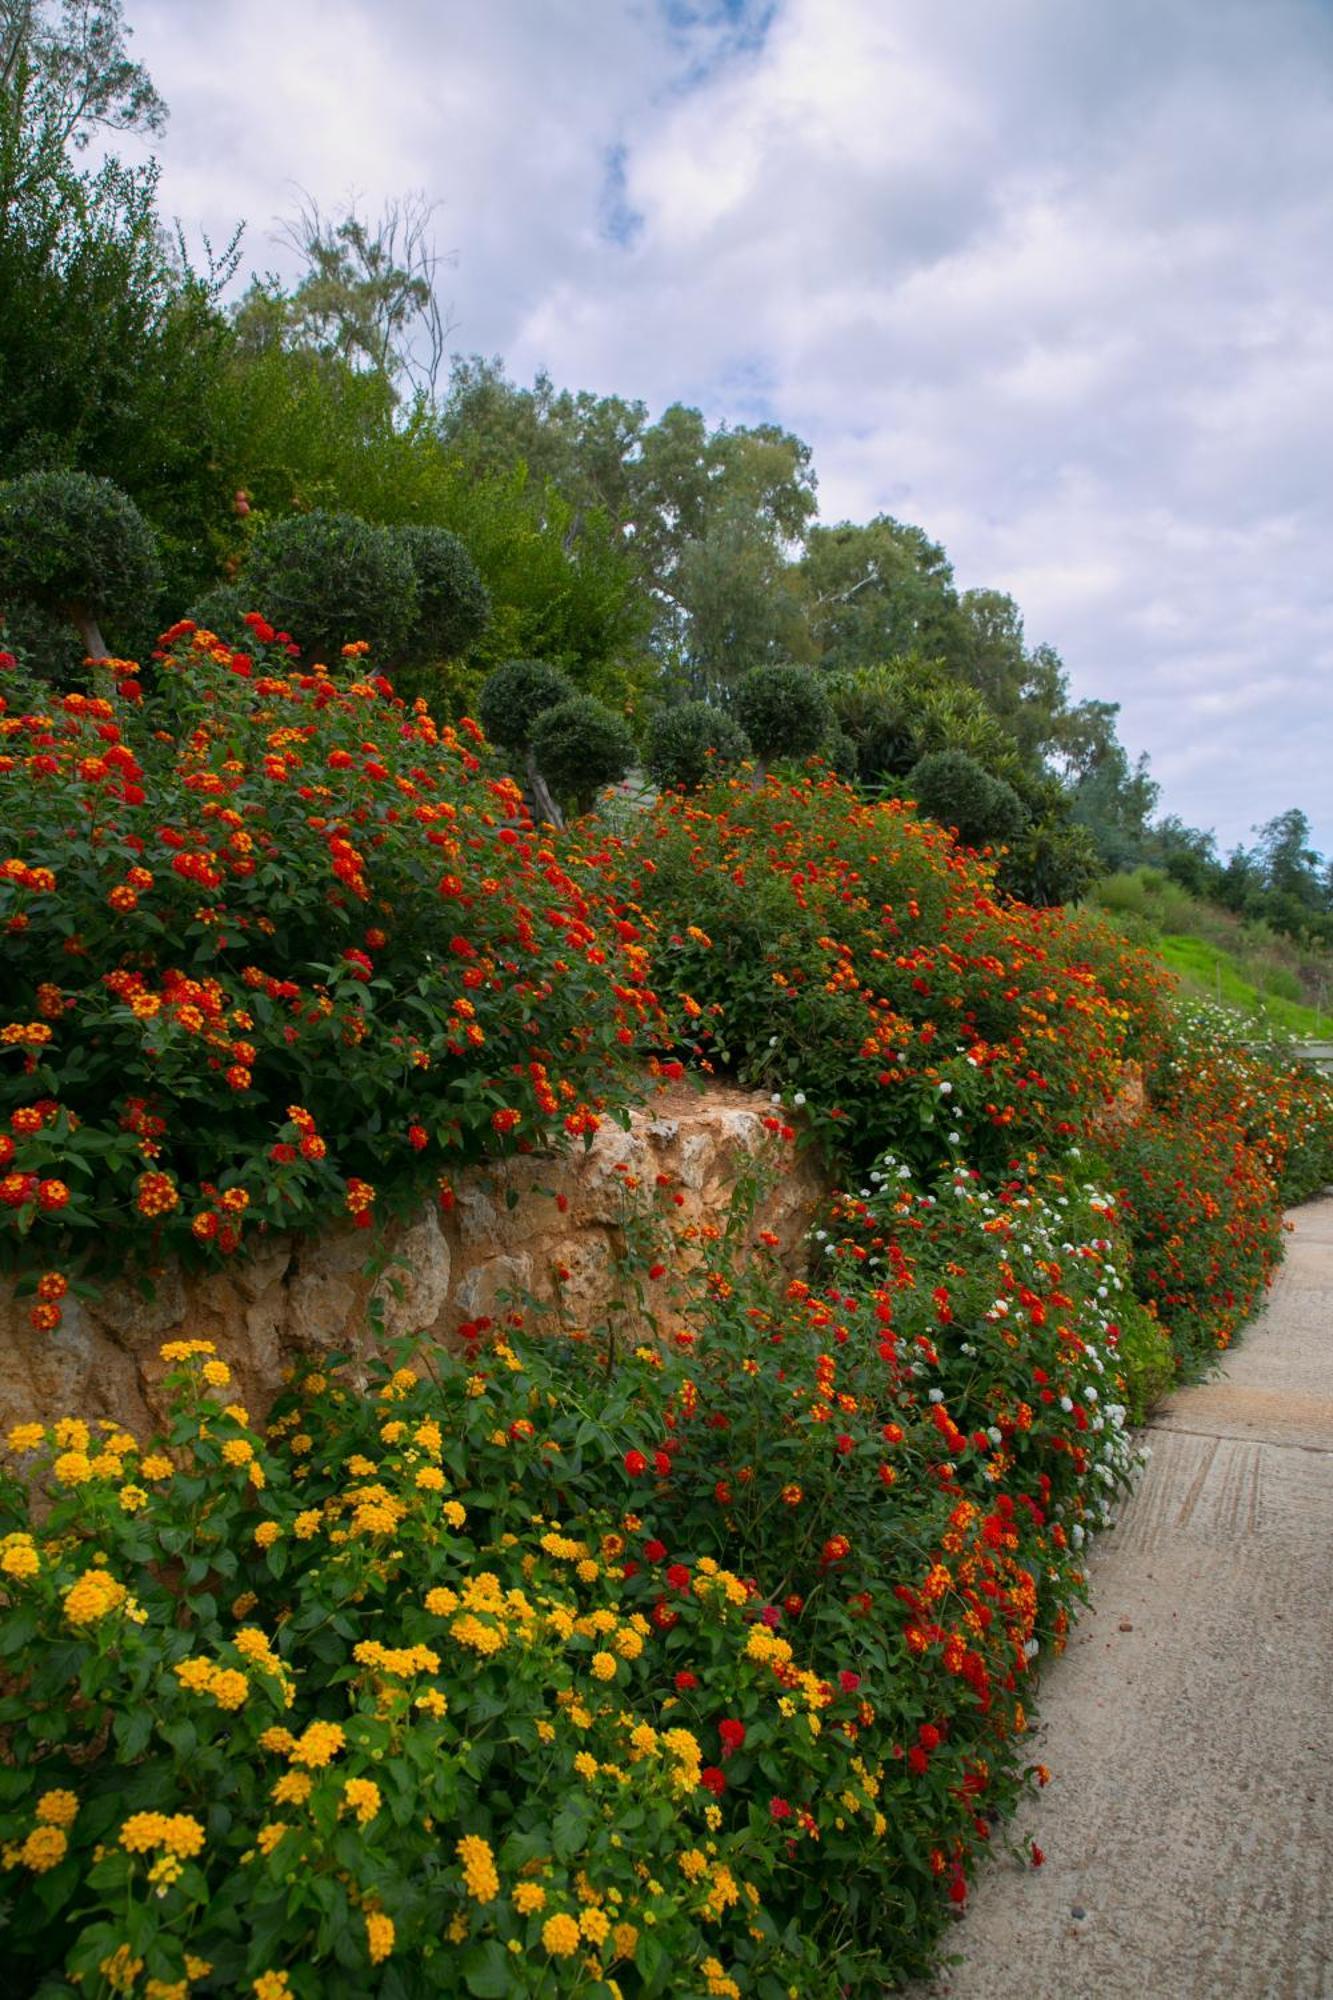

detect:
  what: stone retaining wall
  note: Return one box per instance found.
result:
[0,1083,826,1436]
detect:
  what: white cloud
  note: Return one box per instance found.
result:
[124,0,1333,853]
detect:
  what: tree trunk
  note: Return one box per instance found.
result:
[70,606,114,696]
[524,750,565,831]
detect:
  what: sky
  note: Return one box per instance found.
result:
[120,0,1333,856]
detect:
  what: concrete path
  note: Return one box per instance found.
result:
[913,1195,1333,2000]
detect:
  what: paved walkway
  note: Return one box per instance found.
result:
[914,1195,1333,2000]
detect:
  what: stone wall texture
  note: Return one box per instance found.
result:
[0,1083,826,1437]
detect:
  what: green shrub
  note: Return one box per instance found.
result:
[1107,1292,1178,1423]
[820,725,859,780]
[907,749,1029,852]
[645,702,751,790]
[0,471,161,664]
[241,510,417,663]
[0,627,651,1299]
[734,663,830,763]
[1094,870,1154,919]
[0,600,85,686]
[531,694,636,816]
[999,816,1101,908]
[475,658,575,752]
[181,581,252,649]
[393,524,490,662]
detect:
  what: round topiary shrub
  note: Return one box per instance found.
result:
[531,695,636,817]
[393,524,490,662]
[0,470,161,664]
[183,583,253,649]
[476,659,576,752]
[734,664,831,764]
[820,726,859,780]
[645,701,751,790]
[907,749,1029,851]
[241,510,417,664]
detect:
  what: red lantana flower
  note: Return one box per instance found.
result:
[718,1719,745,1759]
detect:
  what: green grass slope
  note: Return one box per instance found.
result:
[1157,934,1329,1037]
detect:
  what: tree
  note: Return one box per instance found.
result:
[438,356,646,525]
[1051,696,1160,872]
[0,0,166,214]
[945,589,1074,764]
[439,360,818,673]
[476,658,576,827]
[1148,816,1222,899]
[233,191,453,402]
[669,499,809,693]
[530,695,635,818]
[0,467,160,670]
[798,516,959,673]
[645,701,750,791]
[734,664,830,766]
[1252,808,1322,909]
[0,3,236,615]
[240,510,417,663]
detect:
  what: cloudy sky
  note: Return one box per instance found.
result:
[123,0,1333,856]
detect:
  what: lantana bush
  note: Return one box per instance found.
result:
[2,619,1332,1998]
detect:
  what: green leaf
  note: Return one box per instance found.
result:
[462,1941,515,1997]
[0,1606,38,1656]
[114,1707,153,1760]
[551,1794,592,1861]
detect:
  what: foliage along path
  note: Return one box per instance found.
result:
[914,1193,1333,2000]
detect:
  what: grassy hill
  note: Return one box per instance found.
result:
[1155,933,1327,1036]
[1092,867,1331,1039]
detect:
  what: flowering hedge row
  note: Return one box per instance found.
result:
[597,776,1331,1365]
[0,626,654,1331]
[1,1153,1152,1997]
[2,621,1332,1996]
[591,774,1175,1177]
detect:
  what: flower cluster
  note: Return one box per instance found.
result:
[0,629,658,1323]
[602,772,1174,1175]
[0,1128,1190,2000]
